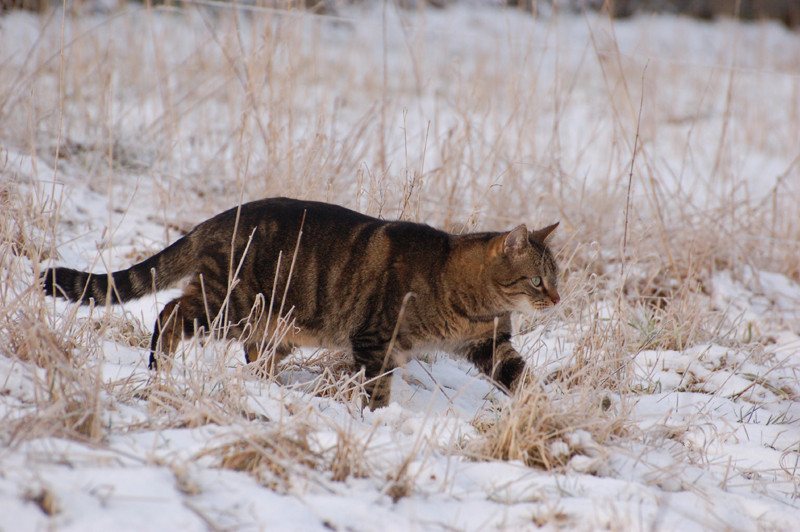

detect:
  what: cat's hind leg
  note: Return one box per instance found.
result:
[149,281,211,370]
[244,341,292,377]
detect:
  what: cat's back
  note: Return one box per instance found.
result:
[241,198,450,252]
[188,197,377,251]
[192,198,453,278]
[199,197,373,232]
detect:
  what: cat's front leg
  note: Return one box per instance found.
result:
[458,334,526,393]
[351,335,396,409]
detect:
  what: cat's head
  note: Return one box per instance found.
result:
[489,222,560,314]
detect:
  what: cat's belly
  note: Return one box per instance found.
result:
[285,328,349,351]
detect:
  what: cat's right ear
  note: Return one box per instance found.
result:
[503,225,529,255]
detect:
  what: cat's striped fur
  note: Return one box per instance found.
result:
[42,197,560,408]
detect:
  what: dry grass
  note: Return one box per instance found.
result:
[198,416,383,491]
[1,2,799,522]
[203,429,321,491]
[470,381,625,471]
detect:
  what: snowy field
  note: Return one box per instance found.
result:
[1,2,800,530]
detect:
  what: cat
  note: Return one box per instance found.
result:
[42,197,560,408]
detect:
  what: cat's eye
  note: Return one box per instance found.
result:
[531,277,542,287]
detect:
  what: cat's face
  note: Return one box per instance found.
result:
[490,223,560,314]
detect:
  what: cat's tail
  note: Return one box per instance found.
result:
[41,233,197,305]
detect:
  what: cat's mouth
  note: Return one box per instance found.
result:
[515,297,559,315]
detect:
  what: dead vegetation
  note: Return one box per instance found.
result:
[470,382,625,471]
[0,2,798,527]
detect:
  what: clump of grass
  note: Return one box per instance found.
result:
[83,313,152,349]
[200,420,377,491]
[623,278,716,353]
[327,424,375,482]
[4,323,108,443]
[0,183,56,264]
[24,485,60,516]
[282,349,366,407]
[0,181,110,445]
[470,381,625,471]
[4,357,108,444]
[1,305,73,367]
[205,430,320,491]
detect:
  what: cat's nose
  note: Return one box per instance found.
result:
[551,291,560,305]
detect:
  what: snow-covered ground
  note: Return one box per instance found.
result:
[1,3,799,531]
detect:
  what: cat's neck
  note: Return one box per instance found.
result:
[444,233,507,322]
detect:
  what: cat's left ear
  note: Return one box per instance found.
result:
[503,224,529,255]
[529,222,559,244]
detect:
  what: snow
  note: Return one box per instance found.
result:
[2,2,800,531]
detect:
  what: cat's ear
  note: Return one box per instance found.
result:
[503,224,529,255]
[529,222,559,244]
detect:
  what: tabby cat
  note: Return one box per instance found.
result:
[42,197,560,408]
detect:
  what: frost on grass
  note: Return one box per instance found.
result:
[1,3,800,531]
